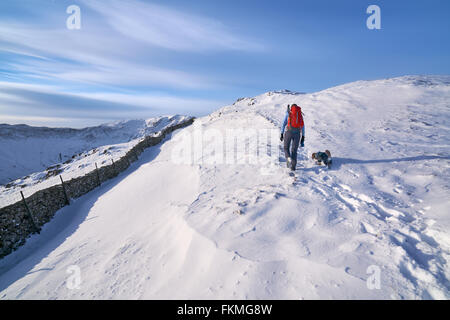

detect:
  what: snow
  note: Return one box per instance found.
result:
[0,75,449,299]
[0,115,191,208]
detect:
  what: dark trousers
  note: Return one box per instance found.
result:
[283,129,301,170]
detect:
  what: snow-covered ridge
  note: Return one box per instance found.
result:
[186,75,450,299]
[0,115,191,208]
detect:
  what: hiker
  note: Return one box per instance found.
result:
[312,150,332,167]
[280,104,305,171]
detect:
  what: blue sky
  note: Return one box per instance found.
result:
[0,0,449,127]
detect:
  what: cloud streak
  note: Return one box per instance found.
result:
[81,0,263,52]
[0,82,225,128]
[0,24,215,90]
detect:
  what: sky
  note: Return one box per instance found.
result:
[0,0,449,128]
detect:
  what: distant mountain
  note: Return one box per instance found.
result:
[0,116,190,186]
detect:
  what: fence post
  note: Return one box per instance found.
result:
[20,191,40,234]
[111,159,117,176]
[95,163,101,186]
[59,175,70,205]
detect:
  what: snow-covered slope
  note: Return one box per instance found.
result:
[0,115,191,207]
[0,116,189,186]
[0,76,449,299]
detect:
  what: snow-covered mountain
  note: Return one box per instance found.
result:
[0,115,191,207]
[0,75,449,299]
[0,116,189,185]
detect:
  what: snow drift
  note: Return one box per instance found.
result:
[0,75,449,299]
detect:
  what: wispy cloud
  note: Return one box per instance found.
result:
[0,23,215,90]
[81,0,263,52]
[0,82,225,128]
[3,58,216,90]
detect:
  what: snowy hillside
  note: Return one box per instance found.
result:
[0,75,449,299]
[0,115,191,207]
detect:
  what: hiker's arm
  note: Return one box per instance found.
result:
[281,112,288,134]
[302,125,305,137]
